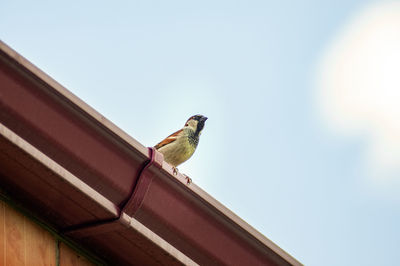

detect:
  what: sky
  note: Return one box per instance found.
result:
[1,1,400,265]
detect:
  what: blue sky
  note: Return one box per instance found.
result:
[2,1,400,265]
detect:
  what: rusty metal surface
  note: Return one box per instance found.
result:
[0,40,301,266]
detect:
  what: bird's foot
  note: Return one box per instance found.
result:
[172,166,178,175]
[184,174,192,185]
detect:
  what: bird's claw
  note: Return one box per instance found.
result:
[184,175,192,185]
[172,166,178,175]
[172,167,191,184]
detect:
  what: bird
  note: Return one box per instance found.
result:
[154,115,208,184]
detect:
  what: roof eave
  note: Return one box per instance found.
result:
[0,40,301,266]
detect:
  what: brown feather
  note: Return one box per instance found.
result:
[154,129,183,149]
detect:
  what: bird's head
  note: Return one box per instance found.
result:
[184,114,208,136]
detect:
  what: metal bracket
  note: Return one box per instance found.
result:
[63,147,163,238]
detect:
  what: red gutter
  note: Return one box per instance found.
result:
[0,123,195,265]
[62,147,163,237]
[0,40,301,265]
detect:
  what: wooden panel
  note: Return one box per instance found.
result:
[0,202,55,265]
[0,200,97,265]
[4,203,25,265]
[25,217,55,265]
[59,242,94,266]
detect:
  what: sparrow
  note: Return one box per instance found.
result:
[154,115,208,184]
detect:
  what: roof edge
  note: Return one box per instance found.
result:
[0,40,302,265]
[0,40,148,158]
[0,122,197,265]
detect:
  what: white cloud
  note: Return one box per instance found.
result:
[315,2,400,181]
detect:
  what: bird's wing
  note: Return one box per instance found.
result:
[154,128,183,149]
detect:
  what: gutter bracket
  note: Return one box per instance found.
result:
[64,147,163,238]
[122,147,164,216]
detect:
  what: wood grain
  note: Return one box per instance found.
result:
[0,200,95,265]
[5,203,25,265]
[25,217,55,265]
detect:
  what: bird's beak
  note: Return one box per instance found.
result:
[202,117,208,122]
